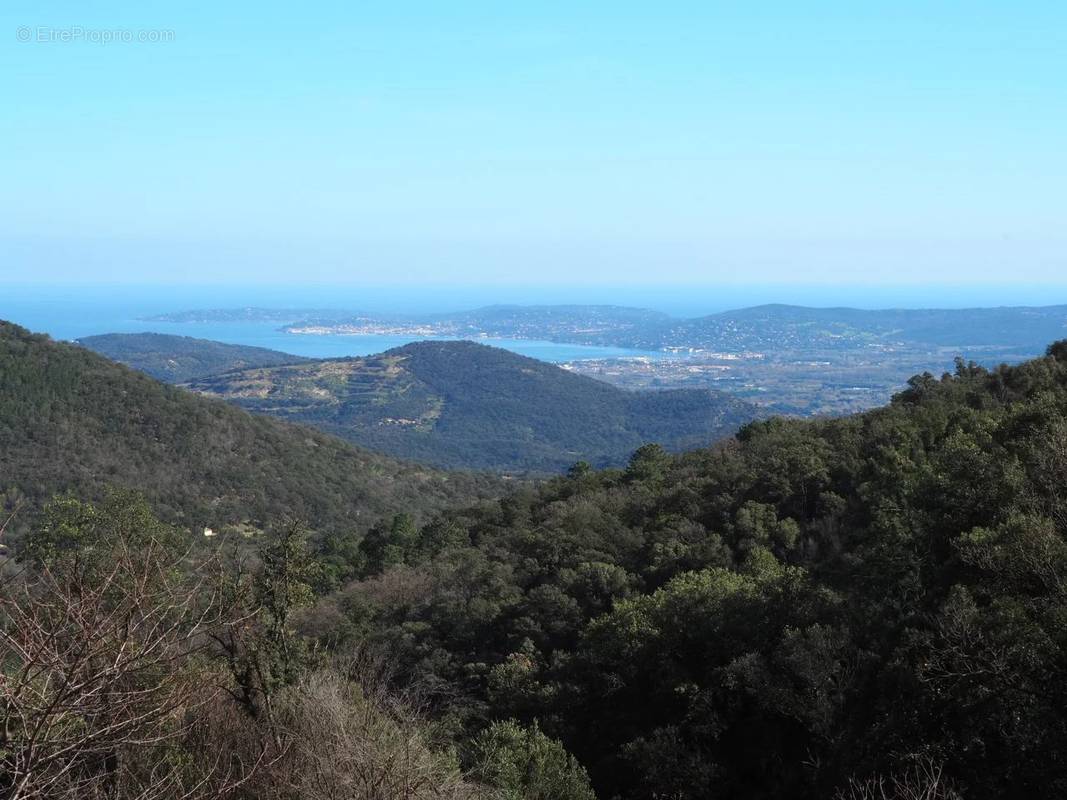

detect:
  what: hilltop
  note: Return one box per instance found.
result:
[186,340,760,472]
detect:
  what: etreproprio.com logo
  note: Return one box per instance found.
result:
[16,26,176,44]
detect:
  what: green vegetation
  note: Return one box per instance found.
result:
[468,721,596,800]
[78,332,310,382]
[0,322,498,537]
[0,493,506,799]
[304,343,1067,799]
[10,314,1067,797]
[186,340,759,472]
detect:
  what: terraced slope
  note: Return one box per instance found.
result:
[187,340,760,472]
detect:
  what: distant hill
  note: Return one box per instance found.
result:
[271,302,1067,355]
[140,307,355,323]
[413,304,672,340]
[185,340,760,472]
[78,332,310,382]
[0,322,497,534]
[148,302,1067,356]
[671,304,1067,353]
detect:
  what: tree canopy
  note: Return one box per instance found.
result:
[309,342,1067,799]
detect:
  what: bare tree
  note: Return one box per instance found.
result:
[246,667,489,800]
[0,532,259,800]
[835,757,963,800]
[0,505,491,800]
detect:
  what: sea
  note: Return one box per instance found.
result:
[0,284,668,362]
[4,282,1066,363]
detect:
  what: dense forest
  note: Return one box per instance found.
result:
[300,341,1067,799]
[184,340,759,472]
[78,332,310,382]
[0,322,499,538]
[7,323,1067,797]
[1,492,592,799]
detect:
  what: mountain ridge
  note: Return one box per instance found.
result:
[183,339,760,472]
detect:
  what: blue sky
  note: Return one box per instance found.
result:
[2,1,1064,288]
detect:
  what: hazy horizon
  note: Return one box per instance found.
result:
[6,281,1067,324]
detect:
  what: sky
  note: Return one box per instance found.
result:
[1,1,1065,289]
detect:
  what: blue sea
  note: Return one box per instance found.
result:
[0,284,667,362]
[4,282,1067,363]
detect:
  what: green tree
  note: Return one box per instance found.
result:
[360,512,419,574]
[468,720,595,800]
[218,520,318,730]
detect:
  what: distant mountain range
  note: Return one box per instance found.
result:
[1,322,497,534]
[146,302,1067,356]
[658,304,1067,353]
[79,334,760,473]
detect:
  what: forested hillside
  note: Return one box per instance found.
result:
[0,322,497,536]
[186,340,759,472]
[2,493,591,799]
[10,315,1067,798]
[78,332,310,382]
[309,342,1067,799]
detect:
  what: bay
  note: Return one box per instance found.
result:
[0,285,663,363]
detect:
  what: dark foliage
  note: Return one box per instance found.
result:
[15,315,1067,798]
[313,342,1067,799]
[186,340,759,473]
